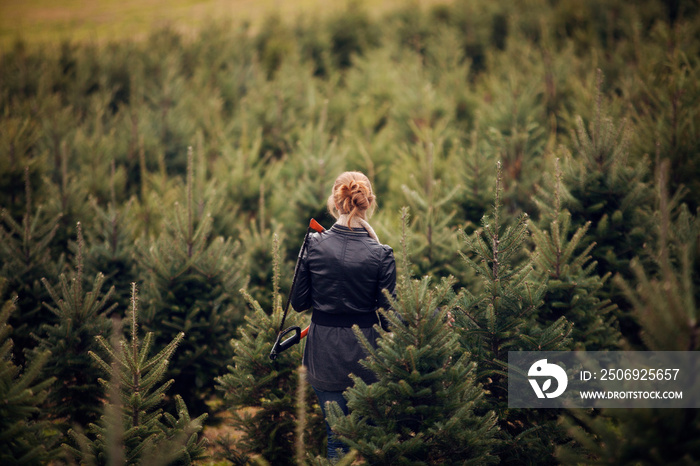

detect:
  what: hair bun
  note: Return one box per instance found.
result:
[349,181,370,208]
[327,171,376,224]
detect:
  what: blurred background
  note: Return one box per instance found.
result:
[1,0,698,464]
[0,0,447,49]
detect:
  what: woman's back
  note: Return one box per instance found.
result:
[292,223,395,317]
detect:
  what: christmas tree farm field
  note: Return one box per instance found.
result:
[1,0,699,463]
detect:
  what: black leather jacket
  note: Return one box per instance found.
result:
[290,223,396,391]
[290,224,396,323]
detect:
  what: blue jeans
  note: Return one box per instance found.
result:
[313,386,350,459]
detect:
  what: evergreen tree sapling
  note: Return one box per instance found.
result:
[215,235,325,465]
[398,122,463,281]
[558,70,655,342]
[0,285,61,465]
[81,160,139,311]
[557,161,700,464]
[456,124,497,237]
[67,283,208,465]
[31,222,116,429]
[475,34,552,214]
[42,141,91,258]
[614,161,699,352]
[138,147,248,413]
[626,30,700,211]
[0,168,63,364]
[212,122,285,314]
[237,189,288,314]
[456,163,572,464]
[327,208,499,465]
[275,101,346,246]
[531,158,621,350]
[0,118,42,221]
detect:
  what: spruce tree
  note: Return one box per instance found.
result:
[210,124,272,233]
[215,235,325,465]
[530,159,621,350]
[455,124,497,236]
[0,283,61,465]
[456,163,572,463]
[625,22,700,210]
[30,222,116,429]
[238,216,286,315]
[613,161,699,352]
[138,148,248,413]
[397,122,463,281]
[326,2,380,70]
[81,160,139,311]
[474,35,550,214]
[42,142,91,256]
[558,70,655,342]
[235,176,290,314]
[326,208,499,465]
[274,102,346,245]
[0,169,63,364]
[67,283,208,465]
[556,161,700,464]
[0,119,42,221]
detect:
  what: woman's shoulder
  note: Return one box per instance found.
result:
[363,238,394,262]
[374,241,393,253]
[378,243,395,262]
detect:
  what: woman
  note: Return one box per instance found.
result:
[290,171,396,459]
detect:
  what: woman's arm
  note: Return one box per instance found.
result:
[290,246,312,312]
[377,246,397,329]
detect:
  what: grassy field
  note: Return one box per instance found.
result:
[0,0,452,50]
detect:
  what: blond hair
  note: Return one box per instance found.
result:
[327,171,376,227]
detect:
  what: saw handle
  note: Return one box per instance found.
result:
[270,326,301,360]
[269,325,310,360]
[309,218,324,233]
[269,219,325,361]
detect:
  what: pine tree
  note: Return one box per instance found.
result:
[42,141,91,256]
[455,124,497,237]
[614,161,699,352]
[30,222,116,429]
[81,160,139,311]
[0,168,64,364]
[67,283,208,465]
[625,21,700,210]
[455,162,572,463]
[274,101,345,246]
[558,70,655,342]
[138,147,248,414]
[397,121,463,281]
[530,158,621,350]
[215,235,325,465]
[326,208,499,465]
[0,282,62,465]
[232,156,292,314]
[474,35,551,214]
[326,2,380,70]
[556,161,700,464]
[0,118,42,221]
[211,124,272,232]
[238,214,287,315]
